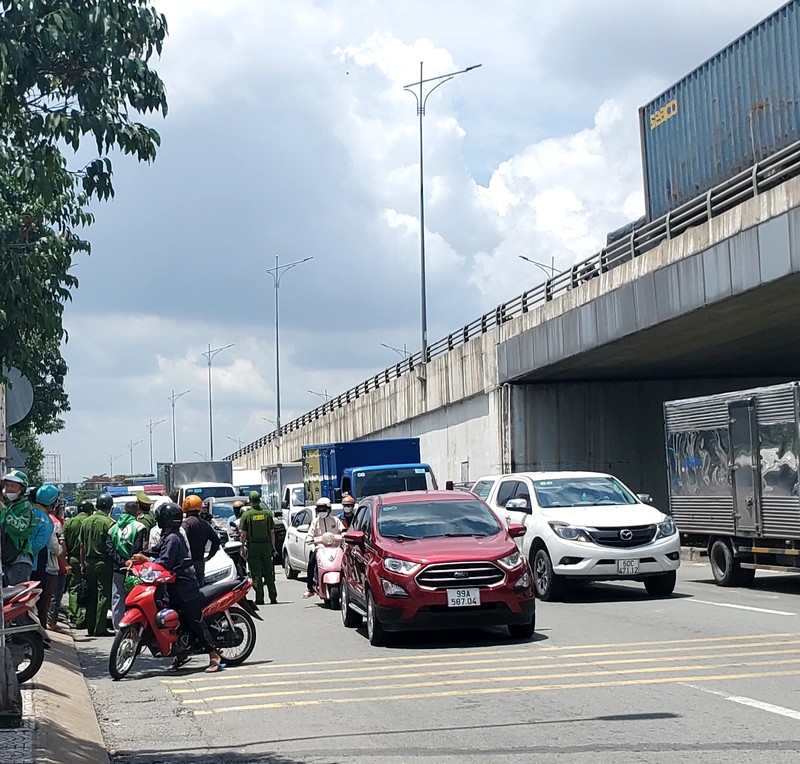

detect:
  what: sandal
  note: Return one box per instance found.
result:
[205,659,225,673]
[169,654,191,671]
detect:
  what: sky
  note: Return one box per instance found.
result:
[39,0,786,481]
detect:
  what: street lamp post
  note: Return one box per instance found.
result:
[226,435,244,451]
[404,62,481,365]
[127,439,143,475]
[266,255,313,447]
[109,453,122,479]
[202,342,234,460]
[307,388,331,402]
[380,342,411,359]
[146,418,166,474]
[518,254,557,279]
[168,389,191,462]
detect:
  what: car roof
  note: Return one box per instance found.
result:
[372,490,484,504]
[489,471,615,481]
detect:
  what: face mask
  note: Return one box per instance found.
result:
[3,488,22,501]
[318,510,330,517]
[344,508,354,516]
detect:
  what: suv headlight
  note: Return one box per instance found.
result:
[384,558,421,575]
[549,523,592,543]
[497,551,523,570]
[655,518,677,539]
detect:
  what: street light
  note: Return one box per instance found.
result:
[261,416,277,428]
[146,418,166,474]
[226,435,244,451]
[193,450,209,461]
[109,453,122,479]
[266,255,313,445]
[380,342,411,359]
[404,62,481,365]
[127,439,143,475]
[518,254,557,279]
[168,389,191,462]
[307,388,331,402]
[202,342,235,460]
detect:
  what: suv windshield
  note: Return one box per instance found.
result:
[378,499,502,539]
[532,477,638,508]
[212,503,235,520]
[354,467,435,498]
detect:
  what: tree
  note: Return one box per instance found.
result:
[0,1,168,435]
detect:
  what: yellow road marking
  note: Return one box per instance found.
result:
[181,657,800,705]
[191,668,800,715]
[170,645,800,695]
[162,631,800,684]
[164,637,800,687]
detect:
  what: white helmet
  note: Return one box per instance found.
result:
[315,497,331,511]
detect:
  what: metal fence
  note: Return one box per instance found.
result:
[227,137,800,461]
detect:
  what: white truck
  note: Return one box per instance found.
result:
[232,467,262,497]
[158,461,236,506]
[261,462,304,515]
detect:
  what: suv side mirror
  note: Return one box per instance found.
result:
[507,523,527,539]
[637,494,653,505]
[281,499,289,509]
[344,530,365,546]
[505,498,531,513]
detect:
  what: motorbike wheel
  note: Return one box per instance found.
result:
[329,585,340,612]
[217,606,256,666]
[7,632,44,685]
[109,625,141,681]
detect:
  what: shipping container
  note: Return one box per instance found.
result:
[639,0,800,221]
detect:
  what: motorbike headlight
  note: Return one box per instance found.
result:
[381,579,408,597]
[497,551,523,570]
[549,523,592,543]
[383,558,421,575]
[656,518,677,539]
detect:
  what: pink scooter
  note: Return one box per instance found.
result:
[312,531,344,610]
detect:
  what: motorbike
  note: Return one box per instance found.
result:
[2,581,49,684]
[108,562,261,680]
[312,532,344,610]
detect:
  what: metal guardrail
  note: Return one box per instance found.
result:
[227,138,800,461]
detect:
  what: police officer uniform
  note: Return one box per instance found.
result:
[80,497,115,636]
[239,491,277,605]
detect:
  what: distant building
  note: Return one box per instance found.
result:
[42,453,62,484]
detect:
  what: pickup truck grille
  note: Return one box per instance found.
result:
[588,525,656,548]
[415,562,504,590]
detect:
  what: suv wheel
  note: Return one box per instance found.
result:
[283,551,298,580]
[366,591,386,646]
[341,585,361,628]
[532,547,562,602]
[508,613,536,640]
[643,571,676,597]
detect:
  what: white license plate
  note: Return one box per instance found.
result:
[617,559,640,575]
[447,588,481,607]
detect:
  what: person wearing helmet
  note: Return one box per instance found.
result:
[64,500,94,628]
[302,497,344,599]
[130,502,223,672]
[36,485,68,630]
[135,491,156,531]
[239,490,277,605]
[338,494,356,530]
[79,493,115,637]
[181,495,220,586]
[0,470,35,586]
[107,502,147,630]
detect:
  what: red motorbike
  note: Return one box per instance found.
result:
[2,581,49,683]
[108,562,261,680]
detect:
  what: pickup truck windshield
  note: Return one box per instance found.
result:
[354,467,435,499]
[378,499,501,539]
[532,477,638,508]
[185,486,236,500]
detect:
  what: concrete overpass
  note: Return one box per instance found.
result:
[231,142,800,509]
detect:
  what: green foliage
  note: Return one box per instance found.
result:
[0,1,168,436]
[9,424,43,483]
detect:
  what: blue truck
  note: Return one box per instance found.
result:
[301,438,438,503]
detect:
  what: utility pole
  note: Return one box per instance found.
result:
[146,418,166,474]
[202,342,234,460]
[168,389,191,462]
[127,439,143,475]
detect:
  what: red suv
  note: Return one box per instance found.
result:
[340,490,536,645]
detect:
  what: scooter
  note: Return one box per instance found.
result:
[2,581,49,684]
[312,532,344,610]
[108,562,262,680]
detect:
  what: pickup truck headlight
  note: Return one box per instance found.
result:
[497,551,523,570]
[384,558,421,575]
[549,523,592,543]
[655,518,677,539]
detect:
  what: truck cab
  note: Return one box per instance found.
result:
[342,463,437,501]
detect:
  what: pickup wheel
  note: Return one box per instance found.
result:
[283,551,298,580]
[644,571,676,597]
[532,547,562,602]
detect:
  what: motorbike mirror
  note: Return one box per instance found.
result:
[445,480,454,490]
[297,524,310,533]
[344,530,365,546]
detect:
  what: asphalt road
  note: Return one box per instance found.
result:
[73,563,800,763]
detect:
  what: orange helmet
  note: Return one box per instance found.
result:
[182,495,203,513]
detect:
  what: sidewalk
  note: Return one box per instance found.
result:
[0,629,109,764]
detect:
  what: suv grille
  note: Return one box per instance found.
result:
[415,562,504,590]
[588,525,656,548]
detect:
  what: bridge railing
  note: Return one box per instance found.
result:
[227,138,800,460]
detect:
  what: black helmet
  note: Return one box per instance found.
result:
[156,502,183,530]
[77,500,94,514]
[96,493,113,512]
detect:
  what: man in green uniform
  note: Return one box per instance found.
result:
[64,499,93,628]
[79,493,115,637]
[239,491,277,605]
[135,491,156,532]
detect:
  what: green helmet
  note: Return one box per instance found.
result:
[2,470,29,491]
[124,573,138,592]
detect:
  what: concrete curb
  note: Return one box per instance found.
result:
[681,547,708,562]
[31,629,109,764]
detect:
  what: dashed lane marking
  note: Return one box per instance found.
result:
[683,683,800,721]
[687,600,796,616]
